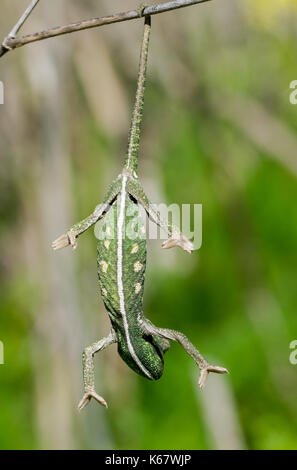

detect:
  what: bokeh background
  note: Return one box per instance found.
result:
[1,0,297,450]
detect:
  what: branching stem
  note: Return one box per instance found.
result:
[0,0,212,58]
[0,0,40,56]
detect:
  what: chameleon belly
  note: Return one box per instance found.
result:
[97,180,167,380]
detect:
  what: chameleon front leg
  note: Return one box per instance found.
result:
[141,318,228,389]
[78,329,117,411]
[52,202,108,251]
[127,177,194,253]
[52,176,122,251]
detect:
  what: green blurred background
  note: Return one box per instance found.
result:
[0,0,297,450]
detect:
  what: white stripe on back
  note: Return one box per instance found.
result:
[117,175,153,379]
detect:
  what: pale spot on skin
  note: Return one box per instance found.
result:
[135,283,141,294]
[102,288,107,296]
[100,260,109,273]
[104,240,110,250]
[134,261,143,272]
[131,244,139,254]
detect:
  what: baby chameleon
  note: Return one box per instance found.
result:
[52,16,228,410]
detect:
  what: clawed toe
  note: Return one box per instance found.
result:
[78,390,108,411]
[162,233,194,254]
[198,364,229,390]
[52,233,70,250]
[52,231,77,251]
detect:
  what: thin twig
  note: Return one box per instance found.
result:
[0,0,212,58]
[9,0,40,38]
[0,0,40,56]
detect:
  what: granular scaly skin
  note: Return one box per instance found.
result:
[97,194,167,380]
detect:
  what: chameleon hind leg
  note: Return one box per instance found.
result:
[141,318,228,389]
[52,175,123,251]
[126,177,194,253]
[78,329,117,410]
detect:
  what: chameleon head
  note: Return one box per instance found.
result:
[116,326,170,381]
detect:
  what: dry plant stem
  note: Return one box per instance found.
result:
[0,0,212,58]
[9,0,40,37]
[0,0,40,56]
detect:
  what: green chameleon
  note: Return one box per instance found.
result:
[52,16,228,410]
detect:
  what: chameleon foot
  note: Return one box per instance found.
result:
[78,389,108,411]
[198,364,229,390]
[52,230,77,251]
[162,233,194,254]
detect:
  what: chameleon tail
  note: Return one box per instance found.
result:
[124,15,151,175]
